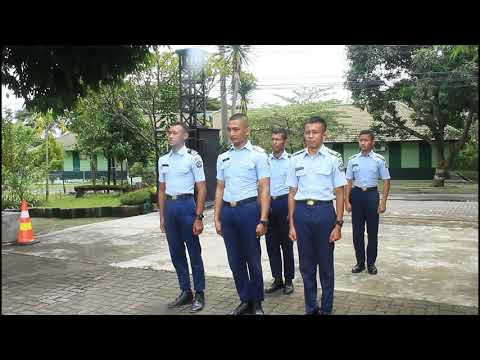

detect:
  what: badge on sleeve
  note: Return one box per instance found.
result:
[195,160,203,168]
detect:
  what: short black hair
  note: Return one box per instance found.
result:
[229,113,248,122]
[169,121,189,133]
[304,116,327,131]
[359,129,375,140]
[229,113,250,127]
[272,128,288,140]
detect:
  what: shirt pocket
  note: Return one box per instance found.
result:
[295,164,306,177]
[160,164,170,174]
[313,165,332,177]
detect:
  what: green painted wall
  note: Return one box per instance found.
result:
[97,153,108,171]
[343,143,359,164]
[64,151,73,171]
[64,151,109,171]
[401,142,419,168]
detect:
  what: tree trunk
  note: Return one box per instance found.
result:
[112,157,117,186]
[45,131,49,201]
[231,72,239,116]
[220,74,228,142]
[432,145,448,187]
[120,160,124,185]
[107,157,111,193]
[91,148,97,192]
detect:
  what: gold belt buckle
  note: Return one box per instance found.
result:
[361,187,367,192]
[306,200,315,206]
[172,195,177,200]
[230,201,237,207]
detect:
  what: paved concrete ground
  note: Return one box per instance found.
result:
[2,253,477,315]
[2,199,478,315]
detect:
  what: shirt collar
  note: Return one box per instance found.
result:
[270,150,288,160]
[304,145,328,158]
[229,140,252,152]
[170,145,187,156]
[360,150,374,157]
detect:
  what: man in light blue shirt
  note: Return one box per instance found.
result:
[287,116,347,315]
[264,128,295,296]
[215,113,271,315]
[345,130,391,275]
[158,121,207,312]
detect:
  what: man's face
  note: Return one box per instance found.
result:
[358,134,374,152]
[168,125,188,147]
[227,119,250,146]
[271,133,287,153]
[304,122,325,149]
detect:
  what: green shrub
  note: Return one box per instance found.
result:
[120,187,156,205]
[454,143,478,171]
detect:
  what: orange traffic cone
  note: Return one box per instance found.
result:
[17,200,39,245]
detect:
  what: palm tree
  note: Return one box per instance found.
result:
[238,71,257,114]
[223,45,252,116]
[217,45,229,141]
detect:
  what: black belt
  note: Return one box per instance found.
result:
[353,186,378,192]
[271,194,288,201]
[223,196,257,207]
[166,194,193,200]
[296,199,332,206]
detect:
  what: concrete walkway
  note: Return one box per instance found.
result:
[2,199,478,314]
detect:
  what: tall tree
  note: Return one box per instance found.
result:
[2,110,44,208]
[127,50,179,189]
[237,71,257,114]
[223,45,252,115]
[217,46,229,141]
[2,46,154,114]
[346,45,478,186]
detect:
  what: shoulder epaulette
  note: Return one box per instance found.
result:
[325,147,342,159]
[349,153,360,160]
[187,148,198,156]
[372,152,385,161]
[252,145,266,153]
[293,149,306,156]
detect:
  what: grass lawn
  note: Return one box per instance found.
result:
[38,193,122,208]
[380,180,478,194]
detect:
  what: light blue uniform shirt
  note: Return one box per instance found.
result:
[286,146,347,201]
[216,141,270,202]
[158,145,205,196]
[345,151,391,188]
[269,150,291,197]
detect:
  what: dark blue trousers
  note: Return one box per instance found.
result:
[165,197,205,292]
[265,197,295,282]
[351,187,380,266]
[221,201,264,302]
[294,202,336,314]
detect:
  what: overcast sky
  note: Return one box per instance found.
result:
[1,45,351,115]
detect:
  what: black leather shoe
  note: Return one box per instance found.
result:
[367,265,378,275]
[265,279,284,293]
[252,302,264,315]
[190,291,205,312]
[306,307,321,315]
[351,264,366,273]
[228,302,251,315]
[168,290,193,308]
[283,282,294,295]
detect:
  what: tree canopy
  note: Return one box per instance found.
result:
[346,45,478,186]
[2,46,153,114]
